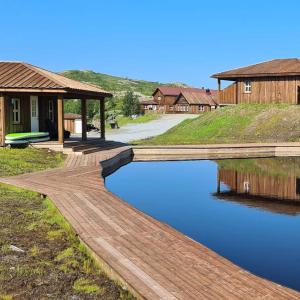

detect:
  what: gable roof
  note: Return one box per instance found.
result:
[0,61,112,98]
[175,89,218,106]
[211,58,300,80]
[153,86,207,96]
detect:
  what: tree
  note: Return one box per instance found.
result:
[122,90,141,117]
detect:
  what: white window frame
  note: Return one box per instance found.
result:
[12,98,21,124]
[199,105,205,112]
[244,81,252,93]
[48,99,54,121]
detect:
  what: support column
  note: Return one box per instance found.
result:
[100,98,105,139]
[0,94,6,147]
[218,79,221,91]
[57,95,64,144]
[81,98,87,141]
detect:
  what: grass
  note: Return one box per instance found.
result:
[0,148,65,177]
[135,104,300,145]
[0,148,135,299]
[107,113,160,129]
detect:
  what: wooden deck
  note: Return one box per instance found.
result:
[1,146,299,299]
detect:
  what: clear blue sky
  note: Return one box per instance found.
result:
[2,1,300,88]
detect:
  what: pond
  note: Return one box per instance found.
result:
[105,157,300,292]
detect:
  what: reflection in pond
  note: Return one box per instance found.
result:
[106,157,300,292]
[215,157,300,215]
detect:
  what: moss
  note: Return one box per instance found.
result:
[73,278,102,294]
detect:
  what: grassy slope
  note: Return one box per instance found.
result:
[62,70,188,96]
[136,104,300,144]
[0,149,134,300]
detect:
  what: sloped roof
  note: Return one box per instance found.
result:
[64,113,82,119]
[153,86,205,96]
[176,89,218,106]
[0,61,112,97]
[211,58,300,80]
[141,99,158,105]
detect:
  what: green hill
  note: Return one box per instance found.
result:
[61,70,189,96]
[136,104,300,144]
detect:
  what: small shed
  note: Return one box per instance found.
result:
[64,113,82,134]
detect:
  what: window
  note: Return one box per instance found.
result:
[157,96,162,101]
[244,81,252,93]
[169,105,174,111]
[12,98,20,124]
[48,100,54,121]
[199,105,205,112]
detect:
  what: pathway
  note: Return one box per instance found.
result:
[0,146,299,299]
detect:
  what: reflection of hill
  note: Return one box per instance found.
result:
[216,157,300,178]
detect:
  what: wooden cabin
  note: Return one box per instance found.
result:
[0,62,112,146]
[173,89,218,114]
[152,86,218,113]
[212,58,300,105]
[140,99,159,112]
[64,113,82,134]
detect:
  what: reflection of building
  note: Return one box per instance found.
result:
[215,168,300,215]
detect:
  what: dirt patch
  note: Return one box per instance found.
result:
[0,184,135,300]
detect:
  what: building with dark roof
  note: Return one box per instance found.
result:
[211,58,300,105]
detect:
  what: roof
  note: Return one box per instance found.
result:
[153,86,208,96]
[176,89,218,106]
[211,58,300,80]
[141,99,158,105]
[0,61,112,98]
[64,113,82,119]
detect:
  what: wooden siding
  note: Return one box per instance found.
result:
[219,76,300,105]
[218,83,237,104]
[64,119,75,133]
[219,168,300,202]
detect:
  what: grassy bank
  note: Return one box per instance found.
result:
[0,149,134,300]
[135,104,300,145]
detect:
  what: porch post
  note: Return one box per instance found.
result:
[218,79,221,91]
[0,93,6,147]
[57,95,64,144]
[81,98,87,141]
[100,98,105,139]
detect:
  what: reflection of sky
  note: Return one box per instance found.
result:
[106,160,300,292]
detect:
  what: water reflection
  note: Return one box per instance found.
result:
[215,157,300,215]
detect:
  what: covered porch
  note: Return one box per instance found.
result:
[0,62,112,147]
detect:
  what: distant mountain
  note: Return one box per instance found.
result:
[61,70,190,97]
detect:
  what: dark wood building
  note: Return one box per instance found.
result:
[140,99,159,112]
[0,61,112,146]
[212,58,300,105]
[152,86,218,113]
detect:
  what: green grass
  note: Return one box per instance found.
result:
[136,104,300,145]
[0,149,135,299]
[0,148,65,177]
[62,70,188,96]
[107,113,160,129]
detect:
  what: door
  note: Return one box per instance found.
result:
[30,95,39,132]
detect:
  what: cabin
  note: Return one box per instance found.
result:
[152,87,218,113]
[212,58,300,105]
[173,89,218,114]
[64,113,82,134]
[140,99,159,112]
[0,61,112,146]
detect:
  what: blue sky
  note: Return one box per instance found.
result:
[2,1,300,88]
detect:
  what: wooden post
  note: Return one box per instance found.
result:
[218,79,221,91]
[100,98,105,139]
[81,98,87,141]
[57,95,64,144]
[0,94,6,147]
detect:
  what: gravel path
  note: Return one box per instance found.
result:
[104,114,197,143]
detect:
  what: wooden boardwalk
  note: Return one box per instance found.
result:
[1,147,299,299]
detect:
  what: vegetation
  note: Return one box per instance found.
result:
[136,104,300,144]
[122,91,141,117]
[62,70,188,96]
[0,149,135,299]
[113,114,160,128]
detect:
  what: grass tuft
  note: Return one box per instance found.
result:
[73,278,102,294]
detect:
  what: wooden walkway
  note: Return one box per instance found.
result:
[1,147,299,299]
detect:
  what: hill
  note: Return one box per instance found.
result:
[136,104,300,144]
[61,70,189,97]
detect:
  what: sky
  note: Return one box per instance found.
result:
[2,0,300,88]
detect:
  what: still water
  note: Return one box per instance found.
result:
[105,157,300,291]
